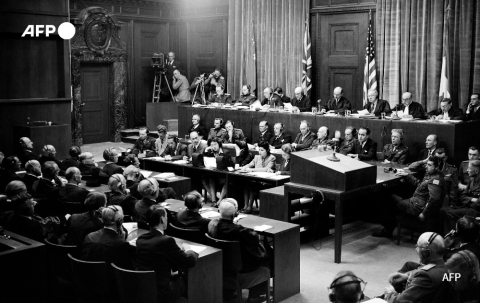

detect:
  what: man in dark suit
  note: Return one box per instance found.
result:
[208,198,271,302]
[105,173,137,216]
[291,87,311,112]
[269,122,292,149]
[38,144,62,169]
[349,127,377,161]
[187,114,208,140]
[261,87,283,107]
[176,190,210,233]
[23,159,41,193]
[292,120,316,151]
[185,131,207,160]
[60,146,82,172]
[254,120,273,145]
[18,137,39,168]
[32,161,63,200]
[458,146,479,191]
[443,216,480,261]
[134,178,164,224]
[464,93,480,121]
[222,120,245,144]
[417,134,438,161]
[274,87,291,105]
[135,205,199,303]
[81,205,133,269]
[322,87,352,114]
[160,137,187,160]
[396,92,426,118]
[58,167,90,203]
[428,98,464,120]
[0,156,22,193]
[363,89,391,116]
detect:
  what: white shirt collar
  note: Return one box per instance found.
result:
[156,228,164,235]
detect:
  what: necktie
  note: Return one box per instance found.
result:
[193,146,197,152]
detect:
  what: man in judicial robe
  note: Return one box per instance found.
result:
[322,86,352,114]
[428,98,463,120]
[395,92,426,119]
[363,89,391,116]
[262,87,282,107]
[291,87,311,112]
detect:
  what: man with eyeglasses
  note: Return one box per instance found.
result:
[395,92,426,119]
[322,87,352,114]
[427,98,464,120]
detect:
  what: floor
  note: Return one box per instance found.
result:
[81,142,418,303]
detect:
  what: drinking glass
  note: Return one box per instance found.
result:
[278,106,284,112]
[345,110,351,117]
[312,107,318,114]
[381,112,386,119]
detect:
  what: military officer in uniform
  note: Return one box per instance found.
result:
[338,126,357,155]
[130,127,156,156]
[372,156,445,238]
[207,118,227,142]
[458,146,479,191]
[310,126,330,150]
[383,232,450,302]
[238,84,257,106]
[207,85,232,105]
[222,120,245,144]
[382,129,409,164]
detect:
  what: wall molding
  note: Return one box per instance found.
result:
[311,4,375,14]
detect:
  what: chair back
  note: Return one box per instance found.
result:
[111,263,157,303]
[45,239,77,286]
[205,233,242,271]
[168,223,206,244]
[68,253,109,303]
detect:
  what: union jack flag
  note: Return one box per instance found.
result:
[301,20,312,97]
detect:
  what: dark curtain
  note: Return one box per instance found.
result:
[377,0,480,111]
[227,0,309,100]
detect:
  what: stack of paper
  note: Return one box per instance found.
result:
[254,225,273,232]
[201,211,221,219]
[140,170,154,178]
[154,172,175,179]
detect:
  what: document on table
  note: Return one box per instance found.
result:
[173,160,188,164]
[123,222,138,234]
[254,225,273,232]
[154,172,175,179]
[203,157,217,168]
[247,172,276,178]
[201,211,221,219]
[363,299,387,303]
[188,244,207,254]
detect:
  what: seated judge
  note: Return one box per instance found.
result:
[23,159,41,193]
[458,146,479,191]
[322,86,352,114]
[395,92,426,118]
[383,129,409,164]
[155,125,169,157]
[18,137,39,167]
[269,122,292,149]
[135,205,198,303]
[184,131,207,161]
[339,126,357,155]
[0,156,22,193]
[465,93,480,121]
[275,143,292,175]
[207,117,227,142]
[222,120,245,144]
[428,98,464,120]
[100,147,124,177]
[254,120,273,146]
[207,84,232,105]
[172,69,191,102]
[106,173,137,216]
[160,136,187,160]
[292,120,316,151]
[58,167,90,204]
[348,126,378,161]
[187,114,208,140]
[130,127,156,156]
[60,146,82,172]
[291,86,311,112]
[274,87,291,104]
[363,89,391,116]
[176,190,210,233]
[240,141,276,213]
[238,84,257,106]
[261,87,282,107]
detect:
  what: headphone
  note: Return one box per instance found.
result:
[144,178,159,197]
[458,250,478,284]
[107,205,124,231]
[421,232,439,258]
[104,147,117,161]
[110,174,125,190]
[215,117,224,126]
[276,123,284,131]
[221,199,239,217]
[328,274,366,302]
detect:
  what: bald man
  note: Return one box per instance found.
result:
[310,126,332,150]
[383,232,449,302]
[261,87,283,107]
[208,198,271,301]
[363,89,391,116]
[18,137,39,167]
[291,87,311,112]
[395,92,426,119]
[292,120,316,151]
[322,87,352,114]
[58,167,90,203]
[417,134,438,161]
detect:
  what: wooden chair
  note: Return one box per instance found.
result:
[111,263,157,303]
[167,223,206,244]
[44,239,77,300]
[205,234,271,303]
[68,253,111,303]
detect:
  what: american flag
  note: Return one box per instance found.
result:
[439,4,451,101]
[301,20,312,97]
[363,13,377,105]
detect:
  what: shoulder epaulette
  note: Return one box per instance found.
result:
[420,264,436,271]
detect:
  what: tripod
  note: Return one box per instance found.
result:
[192,77,206,105]
[152,68,175,102]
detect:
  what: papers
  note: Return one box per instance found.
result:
[269,175,289,180]
[160,202,172,207]
[203,157,217,168]
[324,113,337,116]
[247,172,276,178]
[173,160,188,164]
[140,170,154,178]
[237,106,249,109]
[188,244,207,254]
[123,222,138,234]
[234,214,248,223]
[149,157,165,161]
[201,210,221,219]
[284,103,293,110]
[154,172,175,179]
[254,225,273,232]
[363,299,387,303]
[357,109,370,115]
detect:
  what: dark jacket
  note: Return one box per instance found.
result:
[323,96,352,114]
[278,158,290,175]
[176,209,211,234]
[101,163,124,177]
[64,210,104,248]
[405,172,445,217]
[60,157,80,172]
[135,229,198,303]
[277,94,291,104]
[396,102,426,119]
[262,94,283,107]
[208,128,227,142]
[464,103,480,121]
[19,149,39,168]
[239,94,257,106]
[418,148,437,161]
[126,180,167,203]
[383,143,409,164]
[0,171,22,193]
[79,162,101,177]
[236,150,254,166]
[222,128,246,144]
[105,191,137,216]
[291,95,311,112]
[428,107,464,120]
[132,136,157,153]
[460,174,480,210]
[38,155,62,170]
[23,173,39,193]
[293,131,316,151]
[254,131,273,145]
[160,143,187,160]
[134,198,159,223]
[352,138,378,161]
[187,124,208,140]
[363,99,392,116]
[339,139,357,155]
[269,133,293,149]
[58,183,90,203]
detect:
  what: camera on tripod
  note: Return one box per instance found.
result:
[151,53,166,74]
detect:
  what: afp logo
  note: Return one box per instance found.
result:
[442,273,461,281]
[21,22,75,40]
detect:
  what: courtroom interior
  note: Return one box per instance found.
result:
[2,0,480,303]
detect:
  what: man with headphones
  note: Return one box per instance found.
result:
[100,147,124,181]
[445,250,480,301]
[81,205,133,269]
[328,270,366,303]
[383,232,450,302]
[176,190,210,233]
[208,198,272,302]
[269,122,292,149]
[134,178,163,224]
[106,173,137,216]
[383,129,409,164]
[130,127,156,156]
[443,216,480,261]
[18,137,39,167]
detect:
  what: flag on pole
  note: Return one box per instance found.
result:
[301,20,312,97]
[439,4,451,101]
[363,11,377,105]
[243,19,257,94]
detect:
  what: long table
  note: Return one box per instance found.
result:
[178,105,480,166]
[164,199,300,303]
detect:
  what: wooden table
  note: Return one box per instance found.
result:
[127,229,223,303]
[164,199,301,302]
[178,105,480,166]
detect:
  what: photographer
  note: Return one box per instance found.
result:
[203,68,225,99]
[172,69,191,102]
